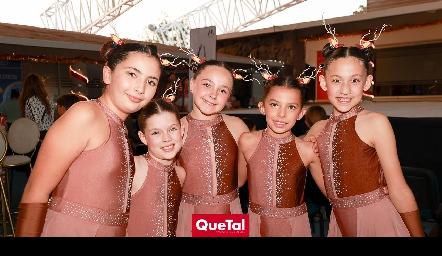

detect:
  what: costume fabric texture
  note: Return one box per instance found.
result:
[316,105,410,237]
[41,99,134,237]
[176,114,242,237]
[126,154,182,237]
[247,129,311,237]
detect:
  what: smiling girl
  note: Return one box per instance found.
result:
[16,36,162,237]
[175,60,249,237]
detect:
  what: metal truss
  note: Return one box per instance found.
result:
[40,0,143,34]
[153,0,307,48]
[39,0,306,48]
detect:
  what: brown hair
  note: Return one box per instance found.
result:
[137,98,180,132]
[19,73,51,117]
[305,105,327,128]
[262,75,307,107]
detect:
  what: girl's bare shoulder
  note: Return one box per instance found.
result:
[357,109,390,128]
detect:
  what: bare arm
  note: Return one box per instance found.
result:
[365,113,419,213]
[223,114,250,188]
[297,139,326,196]
[132,155,148,194]
[20,101,109,204]
[306,144,326,196]
[237,132,249,188]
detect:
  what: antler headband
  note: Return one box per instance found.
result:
[296,66,322,85]
[162,78,180,103]
[249,55,279,83]
[322,15,390,51]
[322,15,390,68]
[111,34,126,48]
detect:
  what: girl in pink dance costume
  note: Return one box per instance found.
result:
[238,74,325,237]
[305,21,424,237]
[176,59,250,237]
[16,35,162,237]
[126,97,185,237]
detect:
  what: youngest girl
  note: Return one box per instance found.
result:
[126,98,186,237]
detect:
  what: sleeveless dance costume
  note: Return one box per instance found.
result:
[247,130,311,237]
[176,114,242,237]
[42,99,134,237]
[126,154,182,237]
[316,105,410,237]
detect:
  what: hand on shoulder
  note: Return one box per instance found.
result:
[304,119,327,140]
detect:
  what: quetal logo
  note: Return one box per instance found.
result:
[192,214,249,237]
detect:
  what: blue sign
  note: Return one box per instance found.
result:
[0,61,22,109]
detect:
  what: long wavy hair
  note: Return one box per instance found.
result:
[19,73,52,117]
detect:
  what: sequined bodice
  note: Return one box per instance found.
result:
[50,99,134,218]
[247,129,307,208]
[316,105,383,199]
[178,114,238,196]
[127,154,182,237]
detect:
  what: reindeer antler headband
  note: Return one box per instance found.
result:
[322,15,390,68]
[297,66,322,85]
[249,55,280,84]
[162,78,180,103]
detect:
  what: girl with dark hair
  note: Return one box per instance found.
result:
[305,23,424,237]
[238,75,324,237]
[126,98,185,237]
[176,59,250,237]
[16,35,162,237]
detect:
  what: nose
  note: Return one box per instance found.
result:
[162,132,172,142]
[134,81,145,95]
[277,108,286,118]
[208,89,217,99]
[340,82,350,95]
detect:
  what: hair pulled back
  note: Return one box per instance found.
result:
[137,98,180,132]
[100,41,161,71]
[262,75,308,106]
[321,43,374,74]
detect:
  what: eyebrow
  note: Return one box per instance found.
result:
[125,66,159,81]
[269,98,298,104]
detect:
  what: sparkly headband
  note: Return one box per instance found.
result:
[110,34,164,65]
[178,47,206,72]
[179,47,259,82]
[296,66,322,86]
[322,16,390,67]
[249,55,279,83]
[162,78,180,103]
[111,34,126,48]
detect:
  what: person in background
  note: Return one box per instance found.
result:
[224,95,241,110]
[1,88,21,131]
[56,93,88,119]
[126,98,185,237]
[19,73,55,141]
[175,59,250,237]
[18,73,55,175]
[299,105,332,222]
[304,24,424,237]
[238,75,324,237]
[298,105,327,140]
[15,36,162,237]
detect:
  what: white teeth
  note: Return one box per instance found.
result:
[338,98,350,103]
[163,145,173,150]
